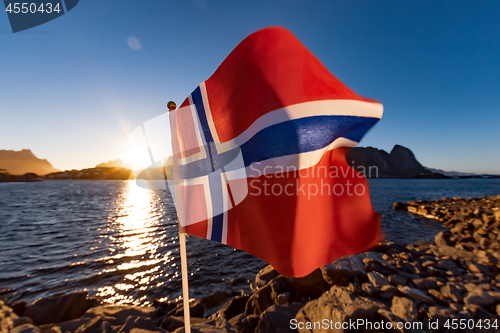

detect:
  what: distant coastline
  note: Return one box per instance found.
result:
[1,147,498,183]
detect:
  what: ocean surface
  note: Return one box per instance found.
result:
[1,179,499,307]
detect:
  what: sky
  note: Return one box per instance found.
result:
[1,0,499,174]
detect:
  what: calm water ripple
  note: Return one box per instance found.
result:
[0,179,499,305]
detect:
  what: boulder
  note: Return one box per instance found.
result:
[173,300,204,318]
[390,297,416,322]
[50,317,92,333]
[84,306,155,325]
[286,269,328,299]
[228,314,259,333]
[117,316,158,333]
[213,296,249,321]
[173,317,237,333]
[10,324,42,333]
[467,260,490,274]
[295,286,387,331]
[397,286,434,305]
[255,266,279,288]
[1,316,14,332]
[412,278,438,291]
[388,275,406,287]
[74,315,113,333]
[440,285,463,303]
[367,272,390,288]
[255,303,303,333]
[435,232,452,246]
[13,317,34,327]
[427,306,456,329]
[464,290,494,308]
[244,284,274,315]
[23,292,95,325]
[10,300,27,317]
[160,316,209,332]
[320,255,365,286]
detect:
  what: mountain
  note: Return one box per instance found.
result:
[346,145,432,178]
[0,149,59,176]
[96,159,125,168]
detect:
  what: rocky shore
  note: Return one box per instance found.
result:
[2,195,500,333]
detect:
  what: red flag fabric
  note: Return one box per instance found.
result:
[169,27,383,277]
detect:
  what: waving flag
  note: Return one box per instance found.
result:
[169,27,383,277]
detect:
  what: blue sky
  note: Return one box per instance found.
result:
[1,0,499,173]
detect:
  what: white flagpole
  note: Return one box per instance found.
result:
[178,226,192,333]
[166,101,192,333]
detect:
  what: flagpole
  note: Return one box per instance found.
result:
[167,101,192,333]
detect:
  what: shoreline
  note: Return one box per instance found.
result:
[2,195,500,332]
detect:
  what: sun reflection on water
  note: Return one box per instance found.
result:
[95,181,176,305]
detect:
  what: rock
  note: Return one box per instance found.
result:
[428,289,447,303]
[435,232,452,246]
[173,317,236,333]
[153,299,181,320]
[1,316,14,332]
[13,317,33,327]
[412,278,438,290]
[255,266,279,288]
[494,210,500,222]
[347,280,363,295]
[467,260,490,274]
[214,296,249,320]
[160,316,183,332]
[46,326,62,333]
[244,284,274,315]
[200,291,240,310]
[52,317,92,333]
[427,306,455,327]
[228,314,258,333]
[84,306,155,320]
[464,290,495,308]
[367,272,390,288]
[391,297,416,322]
[173,300,204,318]
[379,285,399,299]
[269,276,289,304]
[320,255,365,286]
[129,329,164,333]
[432,245,476,260]
[117,316,158,333]
[397,286,434,305]
[10,301,27,317]
[23,292,95,325]
[255,303,302,333]
[10,324,42,333]
[286,268,328,299]
[408,206,417,213]
[440,284,463,303]
[295,286,387,331]
[161,316,210,332]
[393,202,407,211]
[74,315,114,333]
[361,282,379,296]
[388,275,406,286]
[276,293,290,306]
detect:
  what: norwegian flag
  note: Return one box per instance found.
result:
[169,27,383,277]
